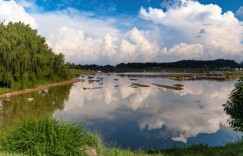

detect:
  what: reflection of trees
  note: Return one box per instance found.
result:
[0,85,72,131]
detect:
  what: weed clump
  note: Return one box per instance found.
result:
[0,117,96,156]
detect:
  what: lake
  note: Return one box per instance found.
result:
[0,73,242,149]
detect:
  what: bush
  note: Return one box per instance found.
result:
[0,117,97,156]
[223,77,243,132]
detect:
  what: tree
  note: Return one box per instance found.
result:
[223,77,243,132]
[0,22,69,89]
[240,61,243,67]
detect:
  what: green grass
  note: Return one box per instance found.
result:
[0,117,97,156]
[0,77,68,95]
[104,148,164,156]
[0,88,12,94]
[151,83,184,90]
[0,151,24,156]
[152,141,243,156]
[69,69,97,77]
[103,141,243,156]
[132,83,150,87]
[223,71,243,79]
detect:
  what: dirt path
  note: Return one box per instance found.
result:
[0,78,80,99]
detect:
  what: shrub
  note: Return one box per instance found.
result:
[223,77,243,132]
[0,117,96,156]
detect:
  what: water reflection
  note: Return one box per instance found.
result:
[0,85,72,131]
[0,74,241,149]
[54,74,241,149]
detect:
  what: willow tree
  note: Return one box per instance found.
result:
[223,77,243,132]
[0,22,69,89]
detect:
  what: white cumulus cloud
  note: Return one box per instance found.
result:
[1,0,243,64]
[161,43,204,59]
[0,0,37,28]
[140,1,243,62]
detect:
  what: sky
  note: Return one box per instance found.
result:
[0,0,243,65]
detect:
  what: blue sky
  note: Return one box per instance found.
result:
[1,0,243,64]
[25,0,242,16]
[25,0,243,19]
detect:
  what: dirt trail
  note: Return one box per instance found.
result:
[0,78,80,99]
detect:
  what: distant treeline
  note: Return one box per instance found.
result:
[68,59,242,72]
[0,22,69,89]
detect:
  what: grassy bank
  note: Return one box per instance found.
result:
[0,78,79,99]
[0,117,242,156]
[0,69,97,95]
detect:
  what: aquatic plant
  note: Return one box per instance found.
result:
[151,83,183,90]
[131,83,150,87]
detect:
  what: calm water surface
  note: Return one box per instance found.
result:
[0,73,242,149]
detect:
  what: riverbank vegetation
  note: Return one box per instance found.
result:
[0,22,69,91]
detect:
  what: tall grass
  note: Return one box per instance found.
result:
[0,117,97,156]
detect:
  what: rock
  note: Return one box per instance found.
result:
[27,98,34,102]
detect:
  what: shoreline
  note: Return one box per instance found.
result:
[0,78,80,99]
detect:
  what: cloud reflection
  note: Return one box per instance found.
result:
[56,75,236,143]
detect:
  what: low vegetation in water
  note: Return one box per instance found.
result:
[131,83,150,87]
[223,71,243,80]
[0,117,97,156]
[152,83,184,90]
[173,84,184,88]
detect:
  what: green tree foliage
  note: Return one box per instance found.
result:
[0,22,69,89]
[223,77,243,132]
